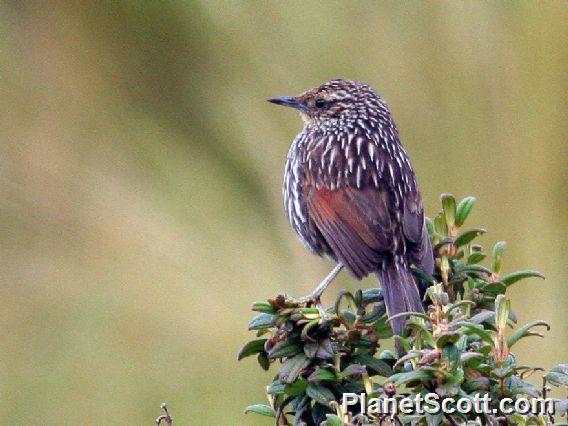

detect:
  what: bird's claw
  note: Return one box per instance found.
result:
[282,264,343,320]
[282,293,329,320]
[314,298,329,320]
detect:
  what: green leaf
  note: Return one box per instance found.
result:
[267,380,285,394]
[248,313,275,330]
[279,353,310,384]
[425,217,435,235]
[492,241,507,273]
[507,376,541,398]
[362,287,383,303]
[387,311,431,323]
[467,252,486,264]
[291,394,310,419]
[433,238,453,252]
[491,366,515,379]
[300,319,320,341]
[442,344,460,373]
[362,302,386,323]
[469,310,495,325]
[436,332,461,348]
[387,370,432,386]
[237,339,267,361]
[257,352,270,370]
[342,364,367,378]
[546,364,568,387]
[435,380,461,396]
[395,335,412,354]
[304,342,318,359]
[508,414,528,426]
[284,378,308,396]
[308,368,337,382]
[462,377,489,392]
[457,323,495,345]
[500,270,545,286]
[306,383,335,406]
[454,263,492,276]
[441,193,457,229]
[412,266,436,285]
[354,289,363,306]
[251,301,277,314]
[244,404,275,418]
[393,351,422,368]
[454,228,486,247]
[334,290,357,318]
[434,214,447,236]
[379,350,397,361]
[341,309,356,324]
[483,282,506,296]
[455,196,476,226]
[356,353,393,377]
[508,320,550,348]
[464,276,476,291]
[374,316,394,339]
[417,327,437,348]
[460,352,483,363]
[448,300,476,314]
[268,340,302,359]
[323,414,343,426]
[425,412,444,426]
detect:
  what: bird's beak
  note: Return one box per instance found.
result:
[267,96,306,111]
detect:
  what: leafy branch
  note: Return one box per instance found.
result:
[239,195,566,425]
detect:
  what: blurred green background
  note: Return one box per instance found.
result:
[0,2,566,424]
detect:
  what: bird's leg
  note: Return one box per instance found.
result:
[299,263,344,303]
[284,264,343,318]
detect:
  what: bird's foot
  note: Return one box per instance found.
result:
[303,294,329,319]
[282,264,344,319]
[281,292,328,319]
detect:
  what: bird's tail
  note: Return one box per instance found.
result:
[375,259,424,337]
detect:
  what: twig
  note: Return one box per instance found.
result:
[156,403,173,426]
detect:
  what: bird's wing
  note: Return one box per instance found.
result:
[403,191,434,275]
[402,190,424,244]
[306,186,394,279]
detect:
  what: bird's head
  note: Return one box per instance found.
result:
[268,79,381,126]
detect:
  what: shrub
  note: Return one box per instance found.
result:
[239,195,567,425]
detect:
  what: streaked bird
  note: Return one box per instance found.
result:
[268,79,433,337]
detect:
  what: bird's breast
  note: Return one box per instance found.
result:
[298,124,402,193]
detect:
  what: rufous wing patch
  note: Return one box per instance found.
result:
[306,187,394,279]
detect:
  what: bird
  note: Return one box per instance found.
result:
[268,79,433,337]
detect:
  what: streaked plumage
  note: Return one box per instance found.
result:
[269,79,433,336]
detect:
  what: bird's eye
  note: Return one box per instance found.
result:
[314,99,326,108]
